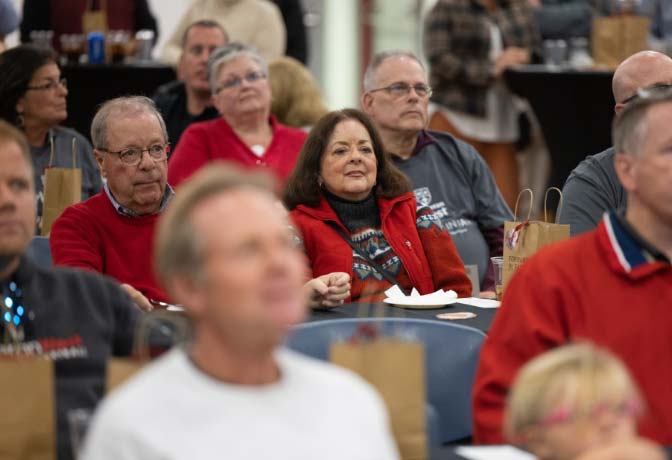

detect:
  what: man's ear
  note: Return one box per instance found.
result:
[614,152,636,193]
[361,91,373,114]
[169,273,207,316]
[93,149,106,178]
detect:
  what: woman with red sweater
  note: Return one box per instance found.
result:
[168,42,306,188]
[284,109,471,303]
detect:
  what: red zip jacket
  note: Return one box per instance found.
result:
[290,192,471,302]
[473,213,672,444]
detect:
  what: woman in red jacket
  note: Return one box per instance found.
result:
[284,108,471,303]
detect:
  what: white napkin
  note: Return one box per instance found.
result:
[455,446,536,460]
[384,285,458,304]
[455,297,501,309]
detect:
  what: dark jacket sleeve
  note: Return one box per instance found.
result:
[134,0,159,42]
[20,0,51,43]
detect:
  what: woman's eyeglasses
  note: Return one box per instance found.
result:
[26,78,68,92]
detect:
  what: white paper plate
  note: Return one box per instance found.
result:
[383,297,459,309]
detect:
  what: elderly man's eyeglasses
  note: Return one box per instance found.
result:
[368,82,433,98]
[100,143,170,165]
[216,71,266,93]
[620,83,672,104]
[26,78,67,92]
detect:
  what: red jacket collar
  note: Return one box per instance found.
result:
[294,192,415,226]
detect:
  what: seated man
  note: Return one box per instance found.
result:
[559,50,672,235]
[81,164,399,460]
[473,89,672,444]
[361,50,512,292]
[50,96,172,310]
[152,20,228,147]
[0,120,138,460]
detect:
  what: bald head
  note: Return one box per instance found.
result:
[612,51,672,112]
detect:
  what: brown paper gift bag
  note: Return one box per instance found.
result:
[502,189,570,291]
[591,16,651,69]
[331,324,427,460]
[0,357,56,460]
[41,138,82,236]
[107,311,191,392]
[82,0,108,35]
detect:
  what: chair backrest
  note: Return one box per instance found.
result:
[284,317,486,444]
[26,236,52,268]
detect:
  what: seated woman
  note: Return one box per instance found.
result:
[505,342,664,460]
[268,56,328,130]
[0,45,102,233]
[284,108,471,303]
[168,43,307,187]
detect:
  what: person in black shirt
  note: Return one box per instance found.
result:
[0,120,139,460]
[153,20,228,148]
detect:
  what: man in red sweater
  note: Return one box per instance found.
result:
[473,90,672,443]
[50,96,172,311]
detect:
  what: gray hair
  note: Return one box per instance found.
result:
[207,42,268,94]
[612,87,672,155]
[91,96,169,149]
[363,50,426,92]
[154,163,275,288]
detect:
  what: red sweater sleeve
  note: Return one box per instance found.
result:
[416,207,472,298]
[50,203,103,272]
[167,123,211,188]
[472,251,570,443]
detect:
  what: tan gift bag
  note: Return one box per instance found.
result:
[591,16,651,69]
[0,356,56,460]
[82,0,108,35]
[41,138,82,236]
[331,320,427,460]
[107,311,191,392]
[502,188,570,291]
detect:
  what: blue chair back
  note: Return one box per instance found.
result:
[26,236,52,267]
[285,317,486,444]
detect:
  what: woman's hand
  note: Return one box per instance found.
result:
[120,283,153,312]
[494,47,531,77]
[304,272,351,309]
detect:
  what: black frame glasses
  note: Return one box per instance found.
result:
[26,78,67,92]
[368,82,433,98]
[99,143,170,165]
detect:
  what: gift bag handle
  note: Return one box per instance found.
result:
[47,135,78,168]
[513,188,533,222]
[544,187,564,223]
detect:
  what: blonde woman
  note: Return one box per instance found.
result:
[505,343,664,460]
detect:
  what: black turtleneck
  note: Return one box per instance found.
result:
[323,189,380,233]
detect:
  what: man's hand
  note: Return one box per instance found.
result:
[494,47,531,77]
[303,272,351,309]
[120,283,153,312]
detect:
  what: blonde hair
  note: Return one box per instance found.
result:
[269,56,328,128]
[504,342,641,442]
[154,163,275,290]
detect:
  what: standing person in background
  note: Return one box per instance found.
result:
[153,20,228,147]
[270,0,308,64]
[0,45,102,233]
[424,0,541,209]
[161,0,285,66]
[20,0,158,51]
[0,0,19,51]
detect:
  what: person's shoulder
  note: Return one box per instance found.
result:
[61,191,107,217]
[153,80,184,99]
[275,121,309,140]
[568,147,616,182]
[54,125,92,148]
[253,0,283,16]
[425,130,482,167]
[33,263,128,299]
[183,117,224,136]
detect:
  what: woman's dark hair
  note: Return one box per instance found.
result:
[283,108,411,210]
[0,45,58,126]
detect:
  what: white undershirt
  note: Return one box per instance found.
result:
[81,348,399,460]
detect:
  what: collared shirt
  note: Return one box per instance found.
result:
[104,183,174,218]
[604,210,671,273]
